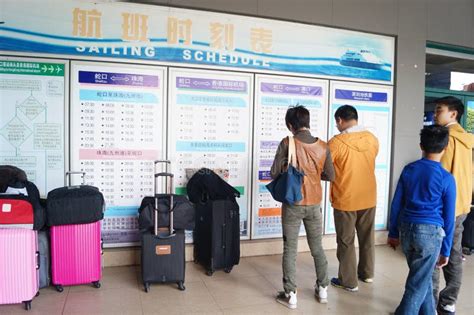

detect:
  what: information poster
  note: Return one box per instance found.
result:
[325,81,393,234]
[0,58,66,196]
[71,62,165,246]
[252,75,329,239]
[168,68,253,239]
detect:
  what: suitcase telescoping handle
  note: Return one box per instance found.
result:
[154,160,174,237]
[65,171,86,186]
[36,251,40,270]
[154,160,171,167]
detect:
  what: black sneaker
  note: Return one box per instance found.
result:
[330,277,358,292]
[276,291,297,309]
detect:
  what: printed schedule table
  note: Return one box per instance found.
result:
[168,68,253,238]
[325,81,393,234]
[252,75,329,239]
[71,62,165,246]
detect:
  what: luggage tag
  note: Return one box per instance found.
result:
[155,245,171,255]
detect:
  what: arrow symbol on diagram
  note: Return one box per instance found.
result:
[49,66,54,72]
[41,65,48,72]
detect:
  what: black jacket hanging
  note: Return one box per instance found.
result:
[186,168,240,203]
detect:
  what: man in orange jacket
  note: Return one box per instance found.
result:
[328,105,379,292]
[433,96,474,315]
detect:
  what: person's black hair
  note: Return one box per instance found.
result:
[285,105,310,131]
[435,96,465,122]
[420,125,449,154]
[334,105,358,121]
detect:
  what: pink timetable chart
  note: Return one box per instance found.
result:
[70,62,166,246]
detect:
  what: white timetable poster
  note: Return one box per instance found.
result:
[70,62,166,246]
[325,81,393,234]
[252,75,329,239]
[0,58,66,196]
[168,68,253,238]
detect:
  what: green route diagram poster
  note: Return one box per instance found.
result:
[0,59,66,196]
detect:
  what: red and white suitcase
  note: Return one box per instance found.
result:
[0,229,39,310]
[49,172,103,292]
[0,195,34,229]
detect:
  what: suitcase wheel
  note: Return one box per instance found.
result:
[92,281,101,289]
[206,269,214,277]
[144,282,150,293]
[24,301,31,311]
[224,267,233,274]
[177,281,185,291]
[55,285,64,293]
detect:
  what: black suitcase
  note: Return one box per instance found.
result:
[141,160,185,292]
[194,198,240,276]
[46,172,104,226]
[462,207,474,254]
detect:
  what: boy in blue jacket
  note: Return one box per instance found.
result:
[388,125,456,315]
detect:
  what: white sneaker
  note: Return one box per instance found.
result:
[276,291,297,309]
[439,304,456,313]
[315,285,328,304]
[359,277,373,283]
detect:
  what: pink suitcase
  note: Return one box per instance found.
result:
[50,221,102,292]
[0,229,39,310]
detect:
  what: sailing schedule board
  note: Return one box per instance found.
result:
[251,74,329,239]
[167,68,253,238]
[1,1,397,246]
[324,81,393,234]
[70,61,166,246]
[0,57,67,196]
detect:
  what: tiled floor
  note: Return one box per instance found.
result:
[2,245,474,314]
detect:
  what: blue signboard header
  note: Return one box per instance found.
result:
[335,89,388,102]
[0,1,395,83]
